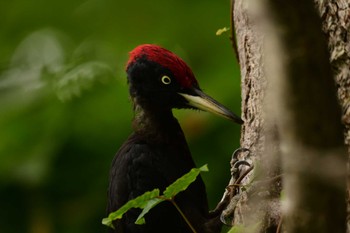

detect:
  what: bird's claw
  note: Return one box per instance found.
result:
[219,193,241,226]
[233,160,251,169]
[231,148,251,178]
[219,147,253,226]
[231,147,250,160]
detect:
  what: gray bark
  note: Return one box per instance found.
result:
[224,0,348,232]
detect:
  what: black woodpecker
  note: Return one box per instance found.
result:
[107,44,243,233]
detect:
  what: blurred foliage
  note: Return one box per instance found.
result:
[0,0,241,233]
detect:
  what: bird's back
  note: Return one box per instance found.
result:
[107,119,211,233]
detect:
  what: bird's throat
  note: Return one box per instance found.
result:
[132,104,183,143]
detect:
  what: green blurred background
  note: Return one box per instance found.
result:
[0,0,241,232]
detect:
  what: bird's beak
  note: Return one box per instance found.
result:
[179,88,244,124]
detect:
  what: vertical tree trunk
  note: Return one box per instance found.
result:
[223,0,348,232]
[222,0,283,231]
[313,1,350,230]
[264,1,346,232]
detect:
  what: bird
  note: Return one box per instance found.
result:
[107,44,243,233]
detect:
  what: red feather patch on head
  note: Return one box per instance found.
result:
[126,44,198,88]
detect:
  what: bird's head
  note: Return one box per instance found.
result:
[126,44,243,124]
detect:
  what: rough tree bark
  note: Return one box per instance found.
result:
[222,0,348,232]
[314,1,350,230]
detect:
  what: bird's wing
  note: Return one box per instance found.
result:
[106,135,170,232]
[107,134,212,232]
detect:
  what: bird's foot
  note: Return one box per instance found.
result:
[220,148,253,226]
[230,148,251,178]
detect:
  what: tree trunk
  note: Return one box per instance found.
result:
[223,0,348,232]
[314,1,350,230]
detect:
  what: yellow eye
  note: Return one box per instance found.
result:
[161,76,172,85]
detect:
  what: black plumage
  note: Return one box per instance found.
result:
[107,44,242,233]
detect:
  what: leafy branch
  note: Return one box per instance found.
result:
[102,164,209,233]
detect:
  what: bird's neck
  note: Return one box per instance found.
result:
[132,104,184,143]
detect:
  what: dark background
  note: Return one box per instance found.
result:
[0,0,241,232]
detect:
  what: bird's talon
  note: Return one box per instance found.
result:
[231,147,250,160]
[219,194,241,226]
[230,148,251,179]
[233,160,251,169]
[220,213,233,226]
[220,149,254,226]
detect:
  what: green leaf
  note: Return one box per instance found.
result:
[102,189,160,228]
[227,225,245,233]
[163,164,208,198]
[103,165,209,229]
[135,198,165,225]
[228,222,261,233]
[216,27,230,36]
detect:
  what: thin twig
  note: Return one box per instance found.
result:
[170,199,198,233]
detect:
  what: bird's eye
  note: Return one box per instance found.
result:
[161,76,172,85]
